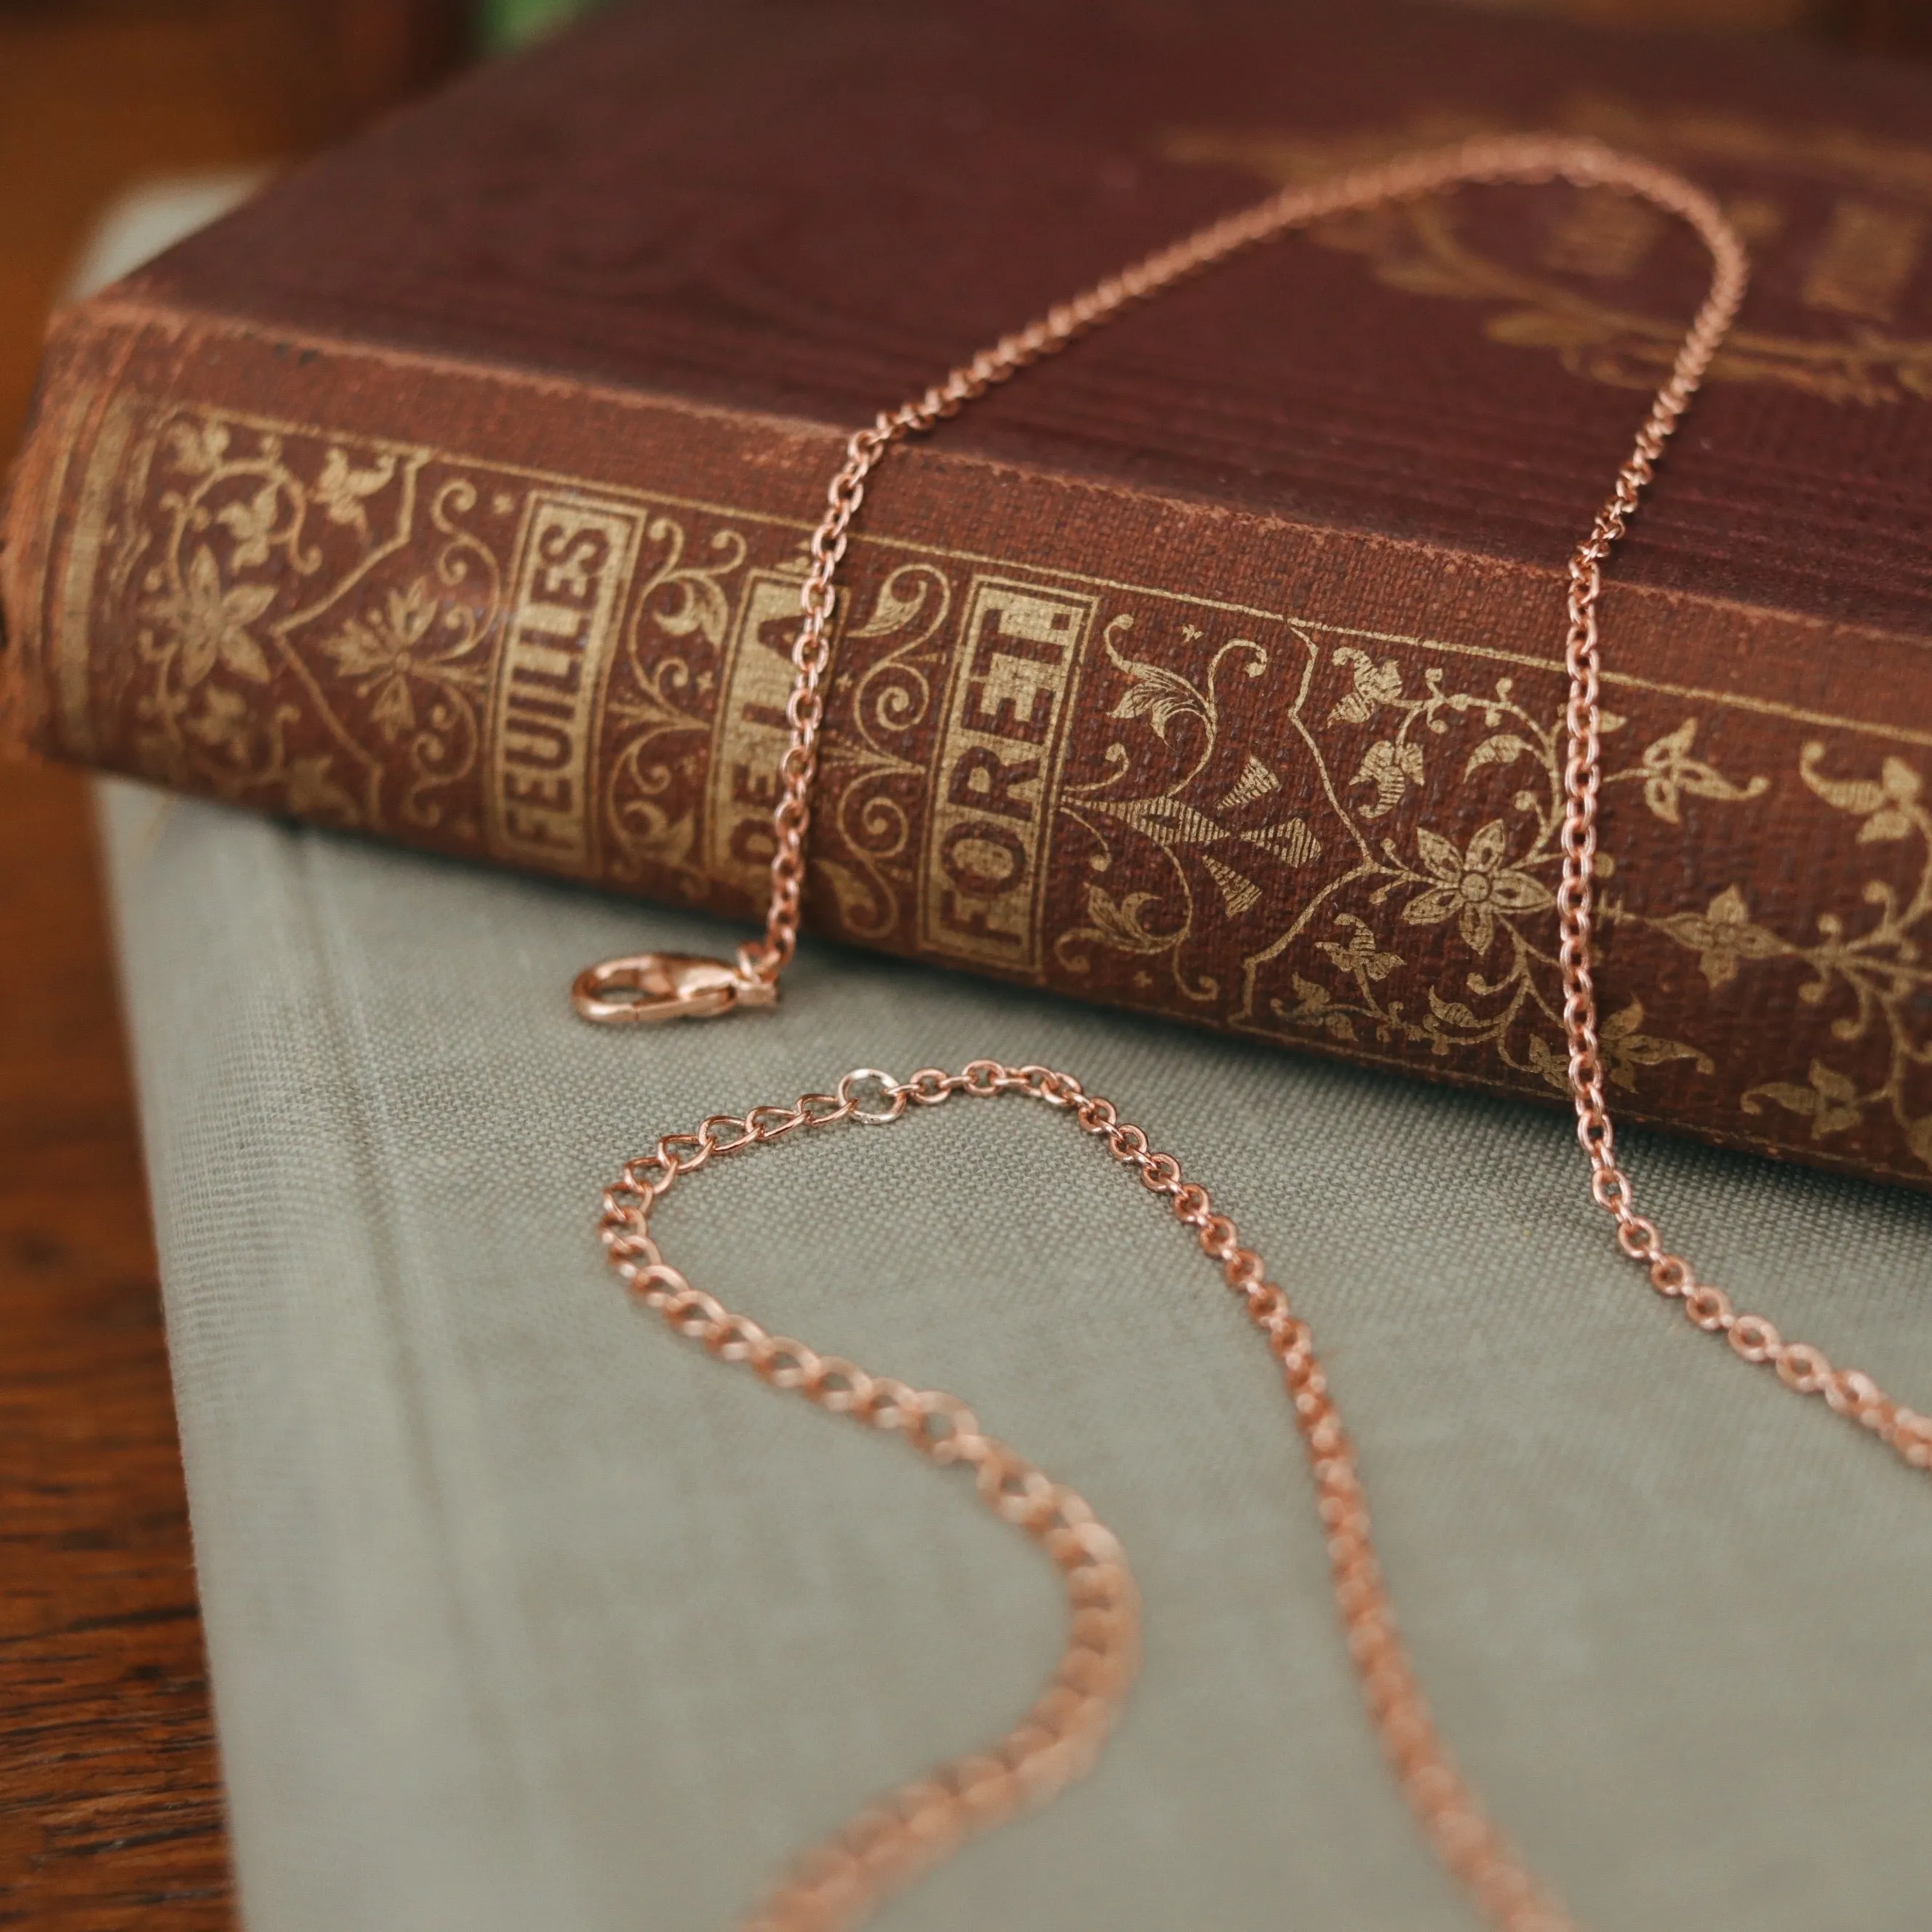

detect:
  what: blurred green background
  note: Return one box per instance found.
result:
[478,0,610,49]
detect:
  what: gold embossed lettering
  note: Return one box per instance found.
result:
[503,711,573,771]
[948,745,1040,822]
[708,572,815,902]
[532,522,611,605]
[487,490,644,874]
[919,578,1093,973]
[504,767,572,813]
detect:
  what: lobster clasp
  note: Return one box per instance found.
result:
[570,951,778,1025]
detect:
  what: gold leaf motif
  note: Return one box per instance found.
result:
[1656,884,1792,988]
[1485,306,1616,351]
[323,620,397,682]
[1350,738,1425,820]
[1631,717,1768,824]
[1881,757,1924,804]
[164,418,230,475]
[1203,853,1261,917]
[1080,884,1182,954]
[1859,809,1915,843]
[1058,624,1266,1003]
[1240,818,1320,869]
[1162,112,1932,404]
[1327,647,1403,724]
[282,754,356,821]
[129,408,447,834]
[184,686,252,759]
[1317,914,1402,983]
[371,671,416,744]
[1528,1036,1572,1094]
[1217,754,1280,811]
[1464,733,1533,778]
[315,447,397,532]
[1286,975,1357,1042]
[1799,740,1888,816]
[1053,564,1925,1170]
[145,545,276,687]
[215,480,283,571]
[1413,824,1464,882]
[1741,1060,1866,1138]
[1104,795,1226,847]
[319,577,444,745]
[1599,999,1715,1090]
[1373,255,1480,302]
[1106,653,1207,743]
[1797,746,1928,858]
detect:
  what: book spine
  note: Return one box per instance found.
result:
[7,299,1931,1188]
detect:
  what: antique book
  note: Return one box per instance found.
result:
[94,771,1932,1932]
[5,0,1931,1186]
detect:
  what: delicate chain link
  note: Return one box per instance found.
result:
[719,128,1931,1484]
[601,1063,1570,1932]
[746,133,1664,986]
[593,132,1930,1930]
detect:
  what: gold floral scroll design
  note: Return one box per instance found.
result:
[1053,617,1755,1106]
[601,511,754,890]
[1247,648,1728,1087]
[600,525,951,927]
[1160,98,1932,404]
[314,480,500,838]
[813,560,954,941]
[1055,615,1319,1005]
[1636,744,1932,1173]
[129,410,502,835]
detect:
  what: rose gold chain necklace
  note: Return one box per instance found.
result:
[580,135,1929,1931]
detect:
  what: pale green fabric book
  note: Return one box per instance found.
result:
[97,775,1932,1932]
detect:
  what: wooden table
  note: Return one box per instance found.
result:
[0,9,461,1923]
[0,759,230,1926]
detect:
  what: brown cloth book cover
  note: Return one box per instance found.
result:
[4,0,1930,1186]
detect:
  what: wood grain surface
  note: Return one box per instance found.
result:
[0,757,230,1928]
[0,4,258,1910]
[0,7,463,1923]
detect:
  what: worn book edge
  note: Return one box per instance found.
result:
[9,294,1931,1188]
